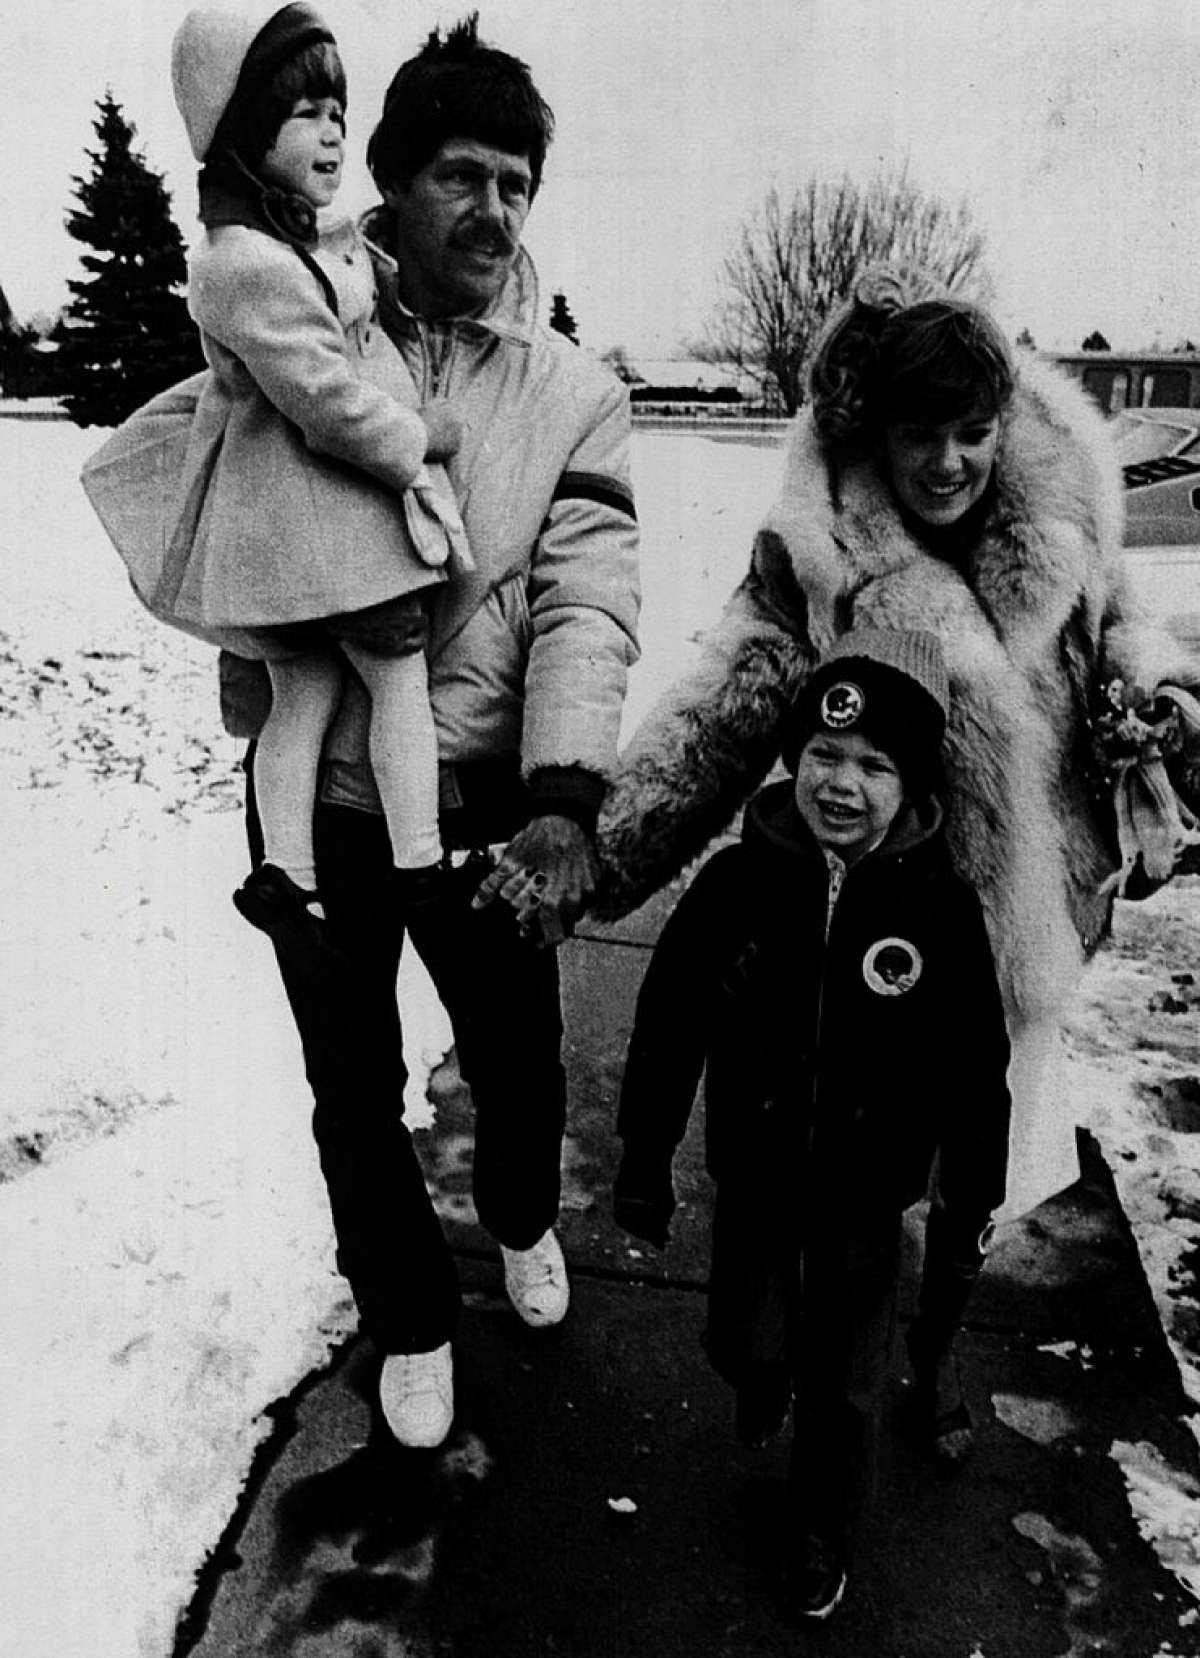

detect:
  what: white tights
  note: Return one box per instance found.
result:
[255,646,442,893]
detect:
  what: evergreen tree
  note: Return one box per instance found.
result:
[599,344,641,383]
[58,92,203,427]
[0,319,42,399]
[1081,330,1111,352]
[0,282,38,397]
[549,292,580,345]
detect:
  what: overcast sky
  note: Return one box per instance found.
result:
[8,0,1199,356]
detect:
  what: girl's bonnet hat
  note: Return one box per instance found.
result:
[172,2,334,163]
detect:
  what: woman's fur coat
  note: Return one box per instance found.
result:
[597,356,1198,1042]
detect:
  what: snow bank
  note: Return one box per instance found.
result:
[0,419,1198,1653]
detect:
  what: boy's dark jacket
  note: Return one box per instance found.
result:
[617,779,1011,1230]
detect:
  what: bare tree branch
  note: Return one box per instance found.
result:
[694,168,989,415]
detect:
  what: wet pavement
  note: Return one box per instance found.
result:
[173,886,1200,1658]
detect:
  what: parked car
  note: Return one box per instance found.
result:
[1116,403,1200,471]
[1112,407,1200,649]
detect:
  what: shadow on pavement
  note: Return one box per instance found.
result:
[173,885,1200,1657]
[177,1165,1200,1657]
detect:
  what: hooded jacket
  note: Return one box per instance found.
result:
[597,354,1198,1029]
[617,781,1011,1227]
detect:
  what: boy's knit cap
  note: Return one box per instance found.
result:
[782,627,950,790]
[172,2,333,162]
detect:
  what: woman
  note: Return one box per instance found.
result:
[596,266,1199,1218]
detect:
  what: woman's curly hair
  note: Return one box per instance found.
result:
[809,265,1015,457]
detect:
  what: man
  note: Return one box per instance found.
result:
[221,15,640,1448]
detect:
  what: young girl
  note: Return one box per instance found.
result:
[169,2,471,937]
[614,629,1012,1621]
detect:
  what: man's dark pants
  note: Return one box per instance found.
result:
[245,765,568,1356]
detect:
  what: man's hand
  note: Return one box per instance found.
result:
[470,814,598,947]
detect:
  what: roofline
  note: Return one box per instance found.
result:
[1047,349,1200,366]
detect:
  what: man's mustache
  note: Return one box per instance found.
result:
[453,232,514,258]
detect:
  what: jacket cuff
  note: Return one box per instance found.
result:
[525,766,607,836]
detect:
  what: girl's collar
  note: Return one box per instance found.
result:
[198,153,319,250]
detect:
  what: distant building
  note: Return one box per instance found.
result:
[629,358,762,397]
[617,356,770,418]
[1048,349,1200,413]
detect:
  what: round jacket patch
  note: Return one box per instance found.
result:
[863,936,923,996]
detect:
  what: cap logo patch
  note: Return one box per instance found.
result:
[820,680,865,730]
[863,936,923,996]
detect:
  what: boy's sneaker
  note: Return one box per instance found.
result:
[500,1229,570,1328]
[790,1532,848,1621]
[379,1342,454,1449]
[735,1369,793,1450]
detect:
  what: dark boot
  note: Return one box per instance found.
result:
[785,1398,857,1619]
[787,1530,848,1622]
[233,862,327,952]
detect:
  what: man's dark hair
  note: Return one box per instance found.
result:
[366,12,555,196]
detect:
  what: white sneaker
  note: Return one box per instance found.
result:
[379,1342,454,1448]
[500,1229,570,1328]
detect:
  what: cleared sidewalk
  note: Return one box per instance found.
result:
[175,894,1200,1658]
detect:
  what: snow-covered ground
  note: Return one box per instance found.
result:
[0,416,1197,1655]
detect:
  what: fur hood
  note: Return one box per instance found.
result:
[597,354,1198,1027]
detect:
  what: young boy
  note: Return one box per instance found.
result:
[613,627,1011,1621]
